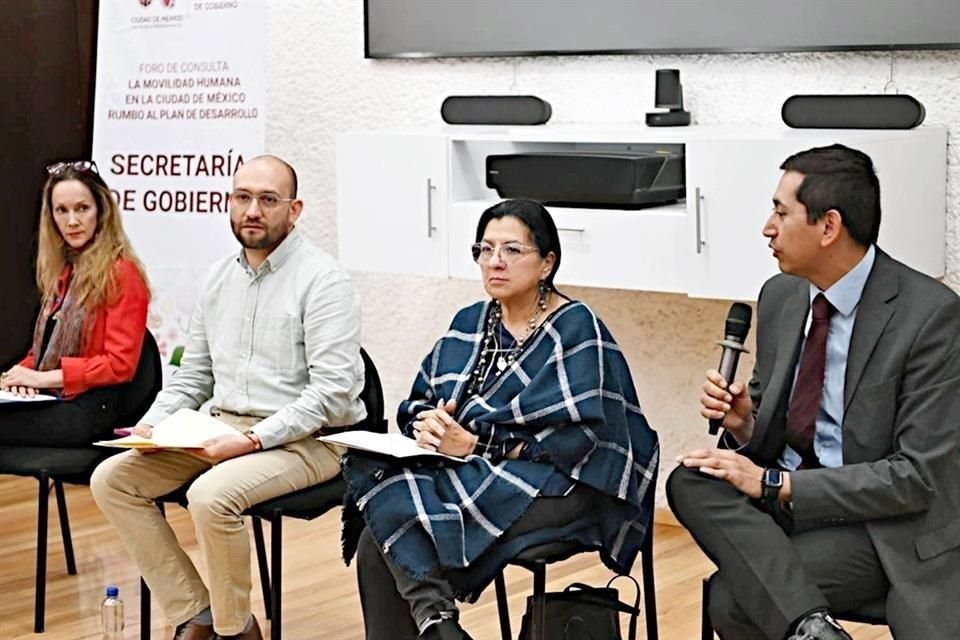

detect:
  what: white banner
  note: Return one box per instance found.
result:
[92,0,266,369]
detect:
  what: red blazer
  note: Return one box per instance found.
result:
[20,259,149,398]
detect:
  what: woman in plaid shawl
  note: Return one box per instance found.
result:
[344,200,659,640]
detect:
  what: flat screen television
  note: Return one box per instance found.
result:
[365,0,960,59]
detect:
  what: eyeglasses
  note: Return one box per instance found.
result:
[229,190,295,212]
[471,241,539,264]
[46,160,99,176]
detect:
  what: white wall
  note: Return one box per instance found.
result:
[266,0,960,507]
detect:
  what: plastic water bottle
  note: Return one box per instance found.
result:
[101,585,124,639]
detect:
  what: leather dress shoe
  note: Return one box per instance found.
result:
[172,620,214,640]
[419,618,474,640]
[787,611,853,640]
[215,615,263,640]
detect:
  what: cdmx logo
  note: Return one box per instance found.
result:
[138,0,176,7]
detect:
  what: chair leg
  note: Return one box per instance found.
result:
[701,579,713,640]
[641,531,658,640]
[35,472,50,633]
[494,572,511,640]
[270,514,282,640]
[53,479,77,575]
[252,517,272,619]
[141,577,151,640]
[530,560,546,640]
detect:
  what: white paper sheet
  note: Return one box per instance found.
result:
[317,431,465,462]
[0,390,59,404]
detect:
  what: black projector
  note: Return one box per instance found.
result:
[486,150,685,209]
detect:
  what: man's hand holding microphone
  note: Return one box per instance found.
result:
[677,303,790,502]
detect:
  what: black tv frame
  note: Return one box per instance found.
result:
[363,0,960,60]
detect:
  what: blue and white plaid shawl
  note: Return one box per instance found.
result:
[343,300,659,595]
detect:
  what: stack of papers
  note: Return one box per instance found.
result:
[94,408,237,449]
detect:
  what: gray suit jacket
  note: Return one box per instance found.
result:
[746,249,960,638]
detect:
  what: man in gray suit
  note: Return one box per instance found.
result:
[668,144,960,640]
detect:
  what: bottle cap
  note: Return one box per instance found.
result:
[105,585,119,597]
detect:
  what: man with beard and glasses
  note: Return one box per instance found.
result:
[92,155,366,640]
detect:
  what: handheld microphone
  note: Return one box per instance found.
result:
[709,302,752,435]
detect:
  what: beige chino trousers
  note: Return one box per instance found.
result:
[90,413,342,636]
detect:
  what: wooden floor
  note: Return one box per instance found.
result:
[0,476,892,640]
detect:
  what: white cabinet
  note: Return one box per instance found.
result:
[443,137,689,293]
[447,200,688,293]
[336,133,448,277]
[682,130,947,300]
[845,133,947,279]
[684,139,798,300]
[336,126,946,300]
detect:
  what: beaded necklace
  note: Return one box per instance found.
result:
[465,288,550,397]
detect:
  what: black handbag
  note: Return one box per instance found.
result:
[518,575,641,640]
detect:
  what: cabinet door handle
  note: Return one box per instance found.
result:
[557,226,586,233]
[426,178,438,238]
[695,187,706,254]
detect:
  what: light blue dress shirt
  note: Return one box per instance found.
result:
[780,244,876,470]
[141,228,367,450]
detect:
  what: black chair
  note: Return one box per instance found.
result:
[494,524,658,640]
[699,577,887,639]
[0,330,162,633]
[140,347,387,640]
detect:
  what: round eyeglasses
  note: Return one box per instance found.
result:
[229,190,295,212]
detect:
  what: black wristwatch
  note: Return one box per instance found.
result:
[762,468,784,506]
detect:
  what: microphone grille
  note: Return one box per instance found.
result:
[725,302,753,340]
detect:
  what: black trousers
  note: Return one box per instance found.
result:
[356,484,598,640]
[0,386,121,447]
[666,465,888,640]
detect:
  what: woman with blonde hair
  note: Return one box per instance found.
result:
[0,160,150,446]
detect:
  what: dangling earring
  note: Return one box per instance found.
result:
[537,279,549,311]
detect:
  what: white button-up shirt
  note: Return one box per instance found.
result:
[141,228,366,449]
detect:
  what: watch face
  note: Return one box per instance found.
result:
[765,468,783,488]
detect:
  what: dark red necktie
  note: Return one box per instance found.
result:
[785,293,834,469]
